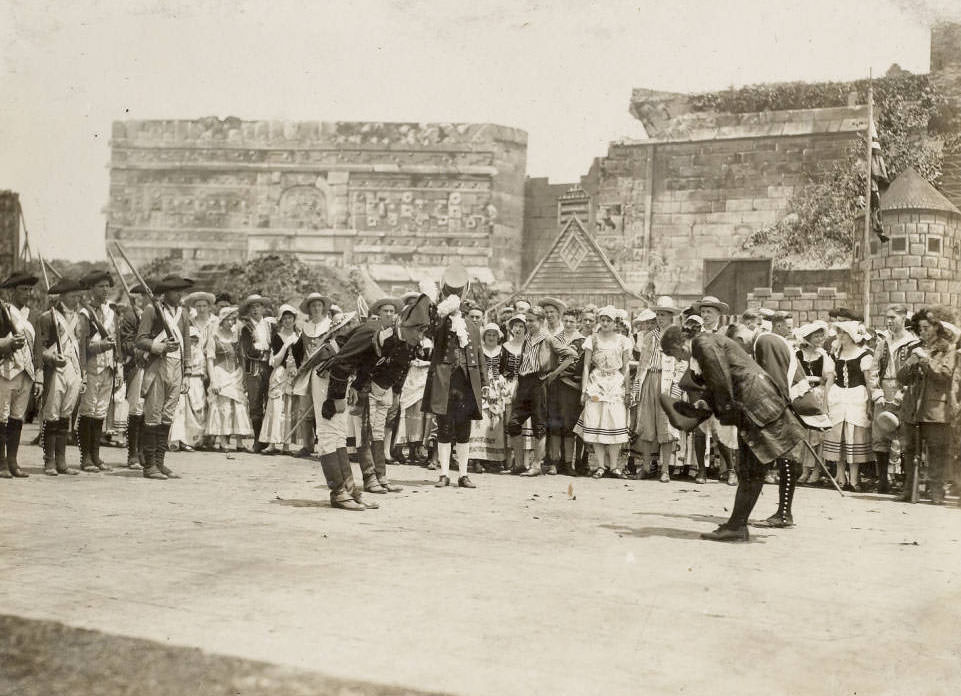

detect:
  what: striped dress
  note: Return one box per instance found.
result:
[822,349,874,464]
[574,333,631,444]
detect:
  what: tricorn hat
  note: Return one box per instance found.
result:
[47,276,84,295]
[130,279,157,295]
[80,269,113,289]
[0,272,39,289]
[154,275,194,293]
[659,393,711,432]
[440,263,470,298]
[400,294,431,329]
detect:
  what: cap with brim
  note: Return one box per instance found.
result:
[47,276,84,295]
[329,304,342,314]
[652,296,682,314]
[515,300,531,312]
[299,292,331,315]
[370,297,401,316]
[401,291,420,304]
[80,269,113,289]
[833,321,864,343]
[155,275,194,293]
[694,295,730,314]
[184,291,216,307]
[528,306,545,320]
[0,272,39,289]
[758,308,776,319]
[277,303,298,319]
[684,315,705,326]
[538,297,567,313]
[597,305,618,321]
[218,305,239,322]
[634,309,656,323]
[482,322,503,339]
[796,320,829,340]
[239,294,269,316]
[507,314,528,328]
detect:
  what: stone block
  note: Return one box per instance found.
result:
[816,287,837,296]
[793,299,814,311]
[814,299,834,311]
[889,291,906,303]
[903,255,922,267]
[752,287,773,297]
[918,279,937,292]
[908,266,928,279]
[922,257,939,268]
[906,291,925,303]
[891,267,910,279]
[877,268,892,280]
[910,243,926,255]
[783,286,803,297]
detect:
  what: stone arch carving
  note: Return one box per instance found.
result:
[274,185,328,229]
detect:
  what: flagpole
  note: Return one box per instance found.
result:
[862,70,873,327]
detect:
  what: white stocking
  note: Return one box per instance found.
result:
[454,441,470,479]
[438,442,452,478]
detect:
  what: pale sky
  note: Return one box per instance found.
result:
[2,0,959,259]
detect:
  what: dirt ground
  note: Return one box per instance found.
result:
[2,426,959,696]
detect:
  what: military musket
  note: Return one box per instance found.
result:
[37,252,63,357]
[112,242,176,340]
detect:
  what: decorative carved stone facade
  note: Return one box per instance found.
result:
[106,119,527,289]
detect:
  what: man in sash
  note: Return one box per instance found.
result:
[135,275,193,480]
[34,276,86,476]
[76,269,118,471]
[291,292,331,457]
[118,282,150,469]
[0,272,39,479]
[238,294,271,452]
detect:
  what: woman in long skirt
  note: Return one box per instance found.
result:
[824,321,875,491]
[206,307,254,452]
[468,323,510,469]
[260,304,300,454]
[574,306,633,478]
[500,314,534,473]
[795,321,835,484]
[169,328,207,451]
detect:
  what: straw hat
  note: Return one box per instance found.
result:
[299,292,330,315]
[652,296,682,314]
[238,294,269,316]
[184,291,216,307]
[693,295,730,314]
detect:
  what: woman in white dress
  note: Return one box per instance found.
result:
[574,306,633,478]
[794,321,835,485]
[205,306,254,452]
[468,323,510,468]
[824,321,875,491]
[260,304,300,454]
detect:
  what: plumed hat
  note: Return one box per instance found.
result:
[400,295,431,329]
[80,269,113,289]
[0,272,39,289]
[441,263,470,298]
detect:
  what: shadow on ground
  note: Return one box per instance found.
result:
[0,614,447,696]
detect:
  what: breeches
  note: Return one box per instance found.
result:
[0,371,32,422]
[368,382,393,441]
[143,361,182,426]
[436,415,471,444]
[245,368,269,421]
[79,368,114,419]
[43,364,82,421]
[317,409,348,456]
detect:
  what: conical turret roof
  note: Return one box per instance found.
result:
[880,167,960,215]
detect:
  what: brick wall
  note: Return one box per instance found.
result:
[746,286,849,324]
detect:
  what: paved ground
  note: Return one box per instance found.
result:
[2,424,960,696]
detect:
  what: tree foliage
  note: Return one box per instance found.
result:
[691,71,961,267]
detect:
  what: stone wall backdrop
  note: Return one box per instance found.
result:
[105,119,527,290]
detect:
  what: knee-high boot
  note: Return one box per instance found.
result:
[55,418,78,475]
[78,416,97,471]
[90,418,111,471]
[127,414,143,469]
[141,425,167,480]
[338,447,377,509]
[876,451,890,494]
[155,423,179,478]
[371,439,402,492]
[5,419,28,478]
[762,459,798,527]
[0,421,9,479]
[42,420,58,475]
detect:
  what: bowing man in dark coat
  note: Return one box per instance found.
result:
[661,325,806,542]
[421,265,486,490]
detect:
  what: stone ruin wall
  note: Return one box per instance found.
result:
[105,119,527,287]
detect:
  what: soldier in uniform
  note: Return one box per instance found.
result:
[118,281,150,469]
[326,298,429,494]
[34,276,86,476]
[238,294,271,452]
[0,272,39,479]
[76,269,118,471]
[290,292,331,457]
[135,274,194,480]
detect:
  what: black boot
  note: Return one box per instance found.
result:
[371,439,402,492]
[321,451,364,510]
[77,416,96,471]
[6,418,28,478]
[703,477,763,541]
[155,424,179,478]
[876,451,891,494]
[141,425,167,480]
[90,418,111,471]
[759,459,797,527]
[251,419,265,453]
[55,418,79,475]
[127,415,143,469]
[0,421,9,479]
[42,420,58,475]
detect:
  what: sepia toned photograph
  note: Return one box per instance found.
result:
[1,1,960,694]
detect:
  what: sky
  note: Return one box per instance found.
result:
[2,0,959,260]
